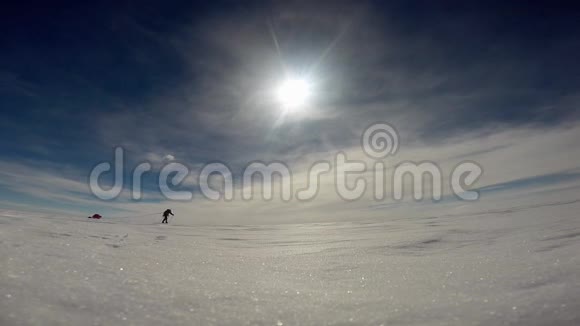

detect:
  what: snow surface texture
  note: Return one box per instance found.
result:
[1,201,579,325]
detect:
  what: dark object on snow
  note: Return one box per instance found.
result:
[88,214,102,219]
[161,209,174,224]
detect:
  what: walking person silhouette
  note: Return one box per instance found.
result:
[161,209,174,224]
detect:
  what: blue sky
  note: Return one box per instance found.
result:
[1,1,579,223]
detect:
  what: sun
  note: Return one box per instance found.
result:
[275,78,312,112]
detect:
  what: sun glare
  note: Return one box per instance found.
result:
[275,78,311,112]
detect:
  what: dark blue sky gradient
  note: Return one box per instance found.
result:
[1,1,579,216]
